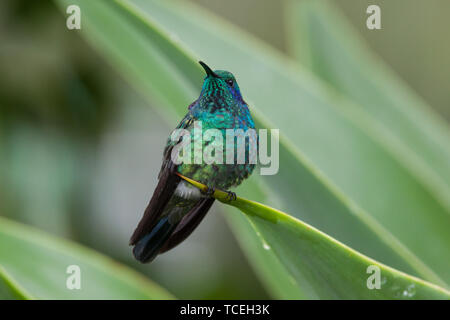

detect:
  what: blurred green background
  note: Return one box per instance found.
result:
[0,0,449,299]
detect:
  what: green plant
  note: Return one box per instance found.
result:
[1,0,448,299]
[0,217,173,299]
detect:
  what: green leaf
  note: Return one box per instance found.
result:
[285,0,450,211]
[0,217,174,299]
[53,0,450,297]
[284,0,450,283]
[0,266,32,300]
[178,173,450,299]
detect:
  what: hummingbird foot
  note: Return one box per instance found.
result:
[224,191,237,202]
[202,186,216,197]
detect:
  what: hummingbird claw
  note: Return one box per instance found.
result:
[224,191,237,202]
[202,186,215,197]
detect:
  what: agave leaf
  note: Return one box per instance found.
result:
[0,217,174,299]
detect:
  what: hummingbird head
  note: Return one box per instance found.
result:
[198,61,244,104]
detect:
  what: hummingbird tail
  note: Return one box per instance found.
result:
[159,197,215,253]
[132,216,178,263]
[132,197,215,263]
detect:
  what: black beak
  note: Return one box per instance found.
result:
[199,61,219,78]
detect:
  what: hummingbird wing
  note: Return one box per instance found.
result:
[129,114,193,246]
[128,146,180,246]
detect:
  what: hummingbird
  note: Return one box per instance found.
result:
[129,61,257,263]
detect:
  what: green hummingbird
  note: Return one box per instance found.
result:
[130,61,257,263]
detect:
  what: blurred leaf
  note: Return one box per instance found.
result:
[0,266,32,300]
[285,0,450,212]
[2,126,76,237]
[284,0,450,282]
[178,173,450,299]
[54,0,450,297]
[0,217,174,299]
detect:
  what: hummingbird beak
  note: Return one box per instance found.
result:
[199,61,219,78]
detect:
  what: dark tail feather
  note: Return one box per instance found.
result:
[132,216,178,263]
[159,198,215,253]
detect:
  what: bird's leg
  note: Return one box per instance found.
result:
[224,190,237,202]
[202,186,216,197]
[201,186,236,202]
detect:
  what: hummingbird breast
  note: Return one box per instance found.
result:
[177,101,257,190]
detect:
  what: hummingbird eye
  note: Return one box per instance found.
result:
[226,79,234,87]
